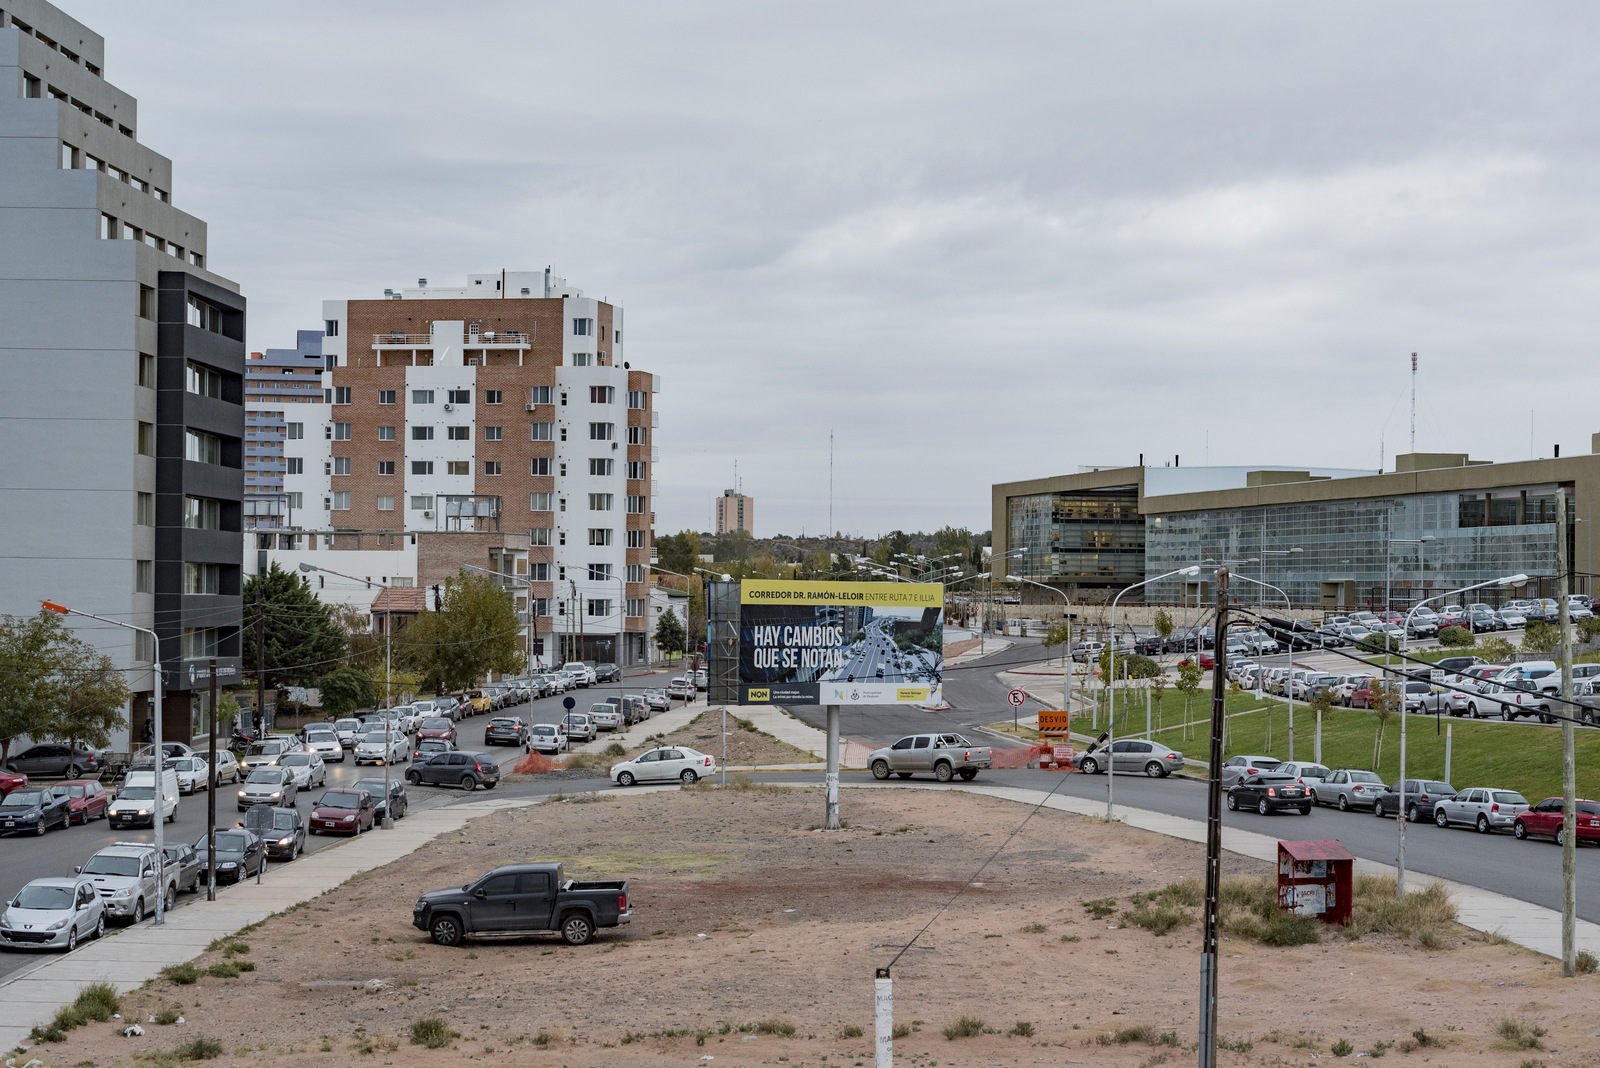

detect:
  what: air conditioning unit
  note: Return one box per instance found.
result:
[525,404,537,412]
[422,510,433,519]
[443,403,453,411]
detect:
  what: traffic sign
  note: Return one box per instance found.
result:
[1429,670,1445,683]
[1007,688,1026,707]
[562,696,575,710]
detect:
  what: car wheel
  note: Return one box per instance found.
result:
[1435,808,1449,828]
[560,913,594,946]
[1082,757,1100,775]
[1514,820,1528,840]
[164,885,175,912]
[1407,804,1419,823]
[1502,708,1514,722]
[406,770,422,785]
[34,818,46,836]
[1300,805,1312,816]
[1144,761,1166,778]
[93,914,105,940]
[65,764,80,780]
[1338,795,1350,812]
[871,760,891,780]
[680,769,698,785]
[132,898,144,925]
[1374,802,1386,818]
[958,768,978,781]
[934,762,954,783]
[1556,826,1566,847]
[1258,798,1271,816]
[430,915,464,947]
[617,771,635,787]
[1476,814,1491,834]
[1226,791,1238,811]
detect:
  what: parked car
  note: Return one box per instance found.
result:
[464,689,493,715]
[303,729,345,763]
[278,751,328,790]
[562,712,597,742]
[484,717,531,747]
[667,677,696,702]
[1514,797,1600,845]
[1432,787,1529,833]
[587,704,622,732]
[412,861,632,947]
[692,668,708,691]
[209,749,241,786]
[1072,739,1184,778]
[355,730,409,765]
[415,717,458,745]
[245,804,307,859]
[594,663,622,683]
[561,662,595,687]
[5,743,102,780]
[1400,681,1451,714]
[352,777,408,821]
[162,842,203,894]
[527,724,569,755]
[237,766,298,811]
[0,786,72,836]
[0,877,106,951]
[610,745,720,786]
[0,770,27,797]
[170,755,210,795]
[407,751,501,791]
[48,779,108,823]
[194,828,265,883]
[643,688,670,711]
[1227,773,1312,815]
[310,788,377,835]
[1219,755,1285,789]
[333,718,364,748]
[865,734,993,783]
[1179,652,1216,672]
[1272,762,1331,791]
[76,842,176,923]
[1311,768,1388,810]
[1373,779,1455,822]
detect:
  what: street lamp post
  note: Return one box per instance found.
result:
[1230,573,1297,759]
[42,600,170,924]
[1397,572,1527,895]
[1009,575,1073,720]
[1106,566,1200,821]
[297,563,398,829]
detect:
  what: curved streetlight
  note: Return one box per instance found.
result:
[1106,565,1201,820]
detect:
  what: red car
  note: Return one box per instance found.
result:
[415,717,457,744]
[49,779,108,824]
[1514,797,1600,845]
[1178,653,1215,671]
[0,770,26,798]
[310,788,377,836]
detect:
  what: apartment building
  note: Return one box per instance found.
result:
[317,271,658,666]
[0,0,245,744]
[715,488,754,535]
[243,329,324,529]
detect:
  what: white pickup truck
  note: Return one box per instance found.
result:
[868,733,992,783]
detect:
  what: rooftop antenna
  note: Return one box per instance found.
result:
[1410,352,1417,453]
[829,429,834,538]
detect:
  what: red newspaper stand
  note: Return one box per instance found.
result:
[1276,840,1353,926]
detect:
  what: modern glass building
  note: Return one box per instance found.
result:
[994,452,1595,608]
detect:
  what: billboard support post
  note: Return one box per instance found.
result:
[825,704,841,830]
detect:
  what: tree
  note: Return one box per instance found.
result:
[1153,609,1174,648]
[1175,662,1203,741]
[1042,621,1072,663]
[655,530,702,578]
[1522,620,1560,654]
[1476,635,1515,662]
[396,570,522,692]
[655,610,687,660]
[54,640,131,753]
[1369,678,1402,770]
[318,666,377,716]
[1436,625,1475,648]
[0,611,129,764]
[242,564,348,691]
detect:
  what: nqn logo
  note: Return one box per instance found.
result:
[746,688,770,702]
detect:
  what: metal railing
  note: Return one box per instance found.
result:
[371,331,532,347]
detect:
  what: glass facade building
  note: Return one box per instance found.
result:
[1007,484,1144,591]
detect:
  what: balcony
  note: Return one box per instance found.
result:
[372,331,532,348]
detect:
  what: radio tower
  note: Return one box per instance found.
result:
[1410,353,1417,453]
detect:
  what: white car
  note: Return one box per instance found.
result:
[303,729,345,763]
[527,723,569,755]
[208,749,240,786]
[354,731,408,765]
[644,688,669,711]
[0,877,106,951]
[610,746,717,786]
[278,751,327,789]
[388,705,420,733]
[333,718,363,748]
[242,737,298,769]
[171,755,209,794]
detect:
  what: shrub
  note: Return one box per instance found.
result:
[892,1023,911,1040]
[755,1019,796,1037]
[1522,621,1560,654]
[206,959,255,978]
[1082,897,1118,920]
[1020,922,1049,934]
[160,962,201,986]
[410,1018,456,1049]
[838,1024,864,1039]
[154,1006,182,1026]
[1436,626,1474,648]
[1344,876,1456,946]
[174,1037,224,1060]
[1121,902,1193,936]
[1576,949,1598,974]
[1218,1036,1254,1052]
[1477,636,1515,662]
[943,1015,985,1040]
[1010,1021,1035,1037]
[75,981,120,1021]
[1495,1018,1547,1051]
[1218,876,1320,946]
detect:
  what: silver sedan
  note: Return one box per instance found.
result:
[1310,768,1387,811]
[1432,786,1529,833]
[1073,740,1185,778]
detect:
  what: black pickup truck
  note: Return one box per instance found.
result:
[412,862,631,947]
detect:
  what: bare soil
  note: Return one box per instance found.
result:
[508,713,818,780]
[29,787,1600,1068]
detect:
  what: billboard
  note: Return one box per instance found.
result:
[738,580,944,705]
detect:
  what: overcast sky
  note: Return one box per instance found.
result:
[77,2,1600,538]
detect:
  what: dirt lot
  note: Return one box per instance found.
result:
[28,786,1600,1068]
[511,713,819,778]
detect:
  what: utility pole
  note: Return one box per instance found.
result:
[1557,487,1577,977]
[1198,567,1230,1068]
[824,704,841,830]
[254,590,265,736]
[206,658,218,901]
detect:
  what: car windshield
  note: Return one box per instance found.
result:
[245,769,281,784]
[360,733,389,744]
[307,733,337,744]
[532,727,556,735]
[1,790,44,807]
[280,753,311,766]
[320,792,362,810]
[270,812,297,829]
[336,719,361,730]
[1423,782,1454,793]
[1493,791,1528,804]
[490,719,517,728]
[354,781,387,796]
[1348,771,1383,783]
[117,787,156,800]
[173,759,195,771]
[1578,801,1600,816]
[11,884,74,910]
[246,742,284,756]
[207,833,248,852]
[81,854,140,877]
[51,784,87,798]
[420,719,450,730]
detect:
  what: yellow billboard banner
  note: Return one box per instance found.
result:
[740,579,943,607]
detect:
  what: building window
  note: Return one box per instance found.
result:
[627,598,645,618]
[286,492,303,509]
[588,528,613,546]
[378,390,395,405]
[589,493,613,511]
[411,461,433,475]
[586,599,612,618]
[446,389,470,405]
[590,458,614,476]
[588,563,612,581]
[627,564,645,583]
[529,386,551,405]
[627,530,646,548]
[377,495,395,511]
[484,390,502,405]
[136,491,155,526]
[133,631,155,662]
[333,457,351,475]
[184,429,223,465]
[447,426,469,440]
[627,390,646,410]
[286,422,304,439]
[182,627,220,659]
[627,495,646,514]
[444,460,468,476]
[484,425,502,441]
[410,495,434,511]
[134,559,153,593]
[184,562,221,595]
[186,296,223,333]
[185,496,221,529]
[589,386,614,404]
[530,422,553,441]
[138,285,155,320]
[332,386,352,404]
[530,492,551,511]
[628,426,646,445]
[100,212,117,239]
[524,457,549,478]
[137,421,155,456]
[138,353,156,388]
[376,461,394,475]
[333,422,351,440]
[378,425,395,440]
[531,597,550,617]
[324,319,339,337]
[589,422,614,441]
[411,426,433,440]
[23,74,42,98]
[528,527,553,546]
[484,461,502,476]
[285,457,304,474]
[330,491,351,510]
[411,389,434,404]
[627,460,646,479]
[572,318,593,336]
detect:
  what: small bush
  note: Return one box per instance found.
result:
[943,1015,985,1040]
[153,1006,182,1026]
[410,1017,456,1049]
[1218,1035,1254,1053]
[1020,922,1049,934]
[174,1037,224,1060]
[386,949,414,962]
[1122,902,1193,936]
[1344,876,1456,946]
[76,981,121,1021]
[1436,625,1474,647]
[205,959,255,978]
[531,1028,564,1047]
[603,742,627,757]
[892,1023,911,1040]
[1010,1021,1035,1037]
[1331,1038,1354,1057]
[1060,934,1081,943]
[1576,949,1598,974]
[1082,897,1118,920]
[160,962,201,986]
[1366,1039,1391,1057]
[755,1018,796,1037]
[838,1024,864,1039]
[51,1004,89,1032]
[1495,1018,1547,1051]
